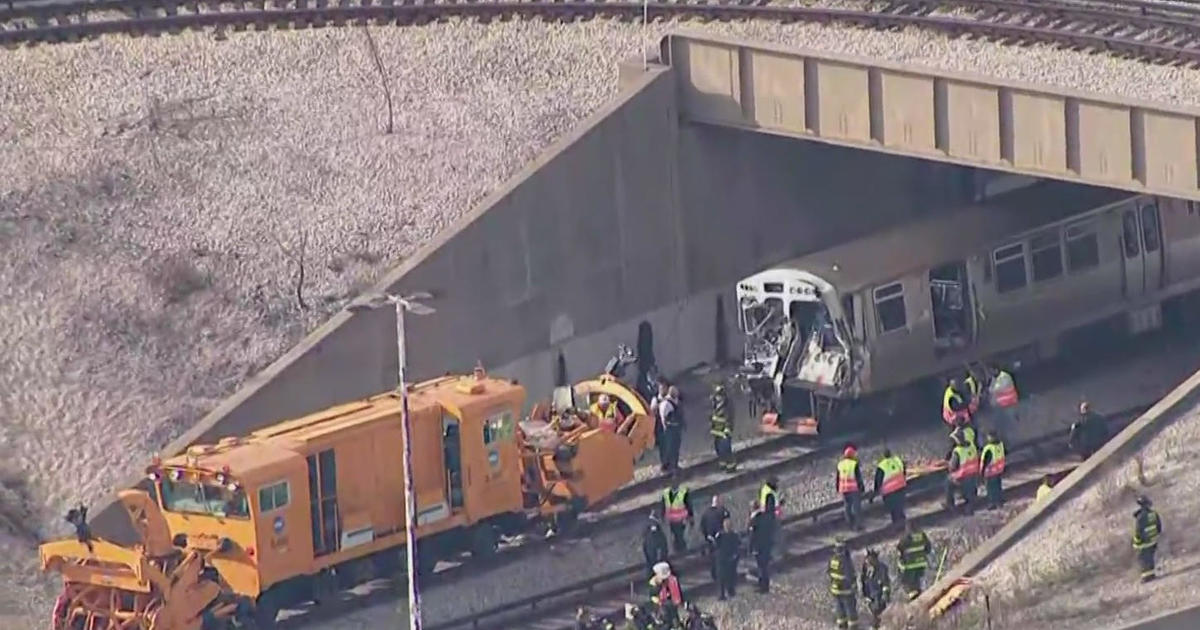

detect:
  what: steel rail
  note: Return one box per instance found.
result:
[3,0,1200,66]
[428,404,1145,630]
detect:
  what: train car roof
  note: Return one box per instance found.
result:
[760,180,1140,295]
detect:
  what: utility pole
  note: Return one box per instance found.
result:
[349,290,435,630]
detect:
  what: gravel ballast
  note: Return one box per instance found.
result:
[4,14,1200,630]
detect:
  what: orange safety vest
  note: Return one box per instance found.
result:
[837,458,860,495]
[877,455,907,496]
[991,371,1019,408]
[981,442,1006,478]
[657,574,683,606]
[663,487,689,524]
[591,402,618,432]
[952,444,980,482]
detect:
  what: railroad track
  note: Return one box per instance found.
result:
[430,404,1146,630]
[3,0,1200,67]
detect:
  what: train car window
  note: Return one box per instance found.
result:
[1030,231,1063,282]
[1123,210,1141,258]
[842,295,856,333]
[257,480,290,513]
[873,283,906,333]
[992,243,1027,293]
[1141,204,1162,252]
[1065,223,1100,272]
[483,410,515,446]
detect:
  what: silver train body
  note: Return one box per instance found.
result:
[735,180,1200,418]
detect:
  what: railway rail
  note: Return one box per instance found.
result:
[430,404,1146,630]
[4,0,1200,67]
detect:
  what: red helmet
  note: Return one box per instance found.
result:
[843,446,857,458]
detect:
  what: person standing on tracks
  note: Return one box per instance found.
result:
[942,378,970,425]
[860,548,891,629]
[836,446,866,530]
[650,561,685,628]
[945,437,979,515]
[710,384,737,473]
[896,522,932,601]
[828,537,860,629]
[1070,401,1110,460]
[651,380,671,472]
[871,448,907,524]
[951,415,978,451]
[660,386,686,473]
[1133,495,1163,582]
[986,364,1020,439]
[979,431,1007,510]
[662,476,694,554]
[1036,474,1054,502]
[759,476,783,521]
[642,510,670,580]
[714,514,741,600]
[963,369,982,417]
[749,504,775,593]
[700,495,731,580]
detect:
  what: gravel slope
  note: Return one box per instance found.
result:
[5,14,1200,630]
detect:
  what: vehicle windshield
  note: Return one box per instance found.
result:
[161,478,250,519]
[740,298,783,334]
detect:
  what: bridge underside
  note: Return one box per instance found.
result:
[664,31,1200,203]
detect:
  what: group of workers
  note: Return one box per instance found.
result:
[827,521,936,628]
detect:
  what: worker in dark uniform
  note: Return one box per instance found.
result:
[1069,401,1110,460]
[945,437,979,515]
[828,537,859,629]
[872,448,907,524]
[661,386,686,472]
[749,504,774,593]
[714,514,741,600]
[896,522,932,601]
[836,446,866,530]
[860,548,891,629]
[700,495,731,580]
[710,384,736,472]
[651,381,670,471]
[662,476,694,554]
[1133,495,1163,582]
[759,476,782,521]
[979,431,1006,510]
[641,510,669,580]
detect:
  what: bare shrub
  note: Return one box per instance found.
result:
[149,255,211,304]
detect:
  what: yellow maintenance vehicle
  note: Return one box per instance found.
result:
[39,360,657,628]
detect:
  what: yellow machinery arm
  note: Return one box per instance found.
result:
[40,491,246,630]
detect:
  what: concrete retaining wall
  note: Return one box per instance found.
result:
[915,366,1200,614]
[91,56,979,540]
[1109,604,1200,630]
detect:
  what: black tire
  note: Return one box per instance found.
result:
[251,594,279,630]
[469,524,498,559]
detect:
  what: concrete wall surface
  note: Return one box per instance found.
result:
[1109,604,1200,630]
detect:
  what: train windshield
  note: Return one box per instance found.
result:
[740,297,784,334]
[161,478,250,520]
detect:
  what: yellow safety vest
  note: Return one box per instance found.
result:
[990,370,1019,407]
[965,375,979,399]
[951,444,980,481]
[759,484,781,517]
[663,487,689,523]
[981,442,1006,478]
[876,456,906,495]
[837,458,860,495]
[1036,483,1053,501]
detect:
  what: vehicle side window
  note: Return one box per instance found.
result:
[483,410,515,446]
[258,480,290,513]
[1123,210,1141,258]
[1065,222,1100,272]
[992,243,1027,293]
[873,283,906,333]
[1029,231,1063,283]
[1141,204,1161,253]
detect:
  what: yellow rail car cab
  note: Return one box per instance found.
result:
[147,371,527,625]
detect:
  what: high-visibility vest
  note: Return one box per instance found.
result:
[951,444,980,482]
[663,487,689,523]
[981,442,1006,478]
[760,484,782,518]
[990,371,1019,408]
[1133,510,1161,550]
[942,387,966,422]
[898,533,930,570]
[953,425,977,449]
[828,555,853,595]
[877,456,907,495]
[657,574,683,606]
[1036,483,1053,501]
[837,458,860,495]
[965,375,980,413]
[590,403,618,431]
[710,395,731,438]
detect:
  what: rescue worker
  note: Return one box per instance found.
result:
[576,606,600,630]
[942,378,970,425]
[759,476,783,520]
[828,537,859,629]
[1069,401,1110,460]
[837,446,866,530]
[963,369,981,416]
[682,602,719,630]
[621,604,644,630]
[951,414,978,450]
[714,514,741,600]
[1133,495,1163,582]
[946,437,979,514]
[860,548,891,629]
[749,504,774,593]
[650,562,685,627]
[662,476,694,554]
[651,381,670,472]
[641,510,669,579]
[1035,475,1054,502]
[661,386,686,472]
[896,522,932,601]
[710,384,736,472]
[871,448,907,524]
[986,364,1020,439]
[590,394,624,433]
[700,495,731,580]
[979,431,1006,510]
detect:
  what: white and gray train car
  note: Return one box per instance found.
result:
[735,180,1200,426]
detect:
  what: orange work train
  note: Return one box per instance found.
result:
[41,366,656,629]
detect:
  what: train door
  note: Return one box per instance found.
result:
[1120,203,1165,297]
[929,261,974,356]
[1140,201,1165,291]
[306,449,340,557]
[443,414,465,511]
